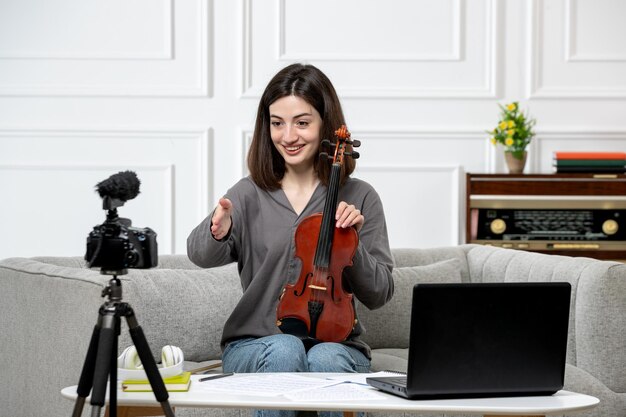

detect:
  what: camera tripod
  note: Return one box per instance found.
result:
[71,270,175,417]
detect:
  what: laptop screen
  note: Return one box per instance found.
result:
[405,282,571,397]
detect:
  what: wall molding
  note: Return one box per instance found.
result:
[0,0,211,97]
[527,0,626,98]
[277,0,463,62]
[241,0,254,100]
[0,126,213,251]
[0,162,175,252]
[534,128,626,138]
[241,0,499,99]
[0,0,174,60]
[241,129,253,178]
[355,128,496,173]
[358,165,463,246]
[565,0,626,62]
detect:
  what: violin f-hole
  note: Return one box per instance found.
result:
[326,274,338,302]
[294,272,313,296]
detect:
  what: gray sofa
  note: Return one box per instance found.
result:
[1,245,624,417]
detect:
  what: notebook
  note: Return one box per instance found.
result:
[366,282,571,399]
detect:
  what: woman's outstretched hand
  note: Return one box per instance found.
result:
[335,201,364,232]
[211,198,233,240]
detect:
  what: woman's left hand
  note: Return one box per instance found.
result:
[335,201,364,232]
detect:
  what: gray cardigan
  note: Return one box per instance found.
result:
[187,176,394,357]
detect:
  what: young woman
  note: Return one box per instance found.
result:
[187,63,394,416]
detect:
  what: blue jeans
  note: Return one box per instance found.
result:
[222,334,370,417]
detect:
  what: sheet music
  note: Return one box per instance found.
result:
[325,371,405,386]
[194,373,340,396]
[284,383,388,401]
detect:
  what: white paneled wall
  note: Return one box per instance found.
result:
[528,0,626,98]
[0,0,625,258]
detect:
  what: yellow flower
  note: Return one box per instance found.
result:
[486,101,535,151]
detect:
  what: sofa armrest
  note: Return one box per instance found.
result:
[465,245,626,395]
[577,263,626,393]
[0,258,111,417]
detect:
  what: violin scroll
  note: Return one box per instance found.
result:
[334,125,360,148]
[320,125,361,162]
[334,125,350,140]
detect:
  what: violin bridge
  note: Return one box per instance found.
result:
[308,284,327,291]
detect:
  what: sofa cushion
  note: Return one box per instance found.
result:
[358,258,462,350]
[370,348,408,373]
[392,246,471,281]
[119,263,242,362]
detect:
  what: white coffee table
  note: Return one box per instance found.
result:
[61,373,599,417]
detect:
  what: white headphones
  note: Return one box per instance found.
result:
[118,345,184,369]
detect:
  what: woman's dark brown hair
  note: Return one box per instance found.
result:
[247,63,356,190]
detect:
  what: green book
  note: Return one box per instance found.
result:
[553,159,626,167]
[121,371,191,392]
[553,165,626,173]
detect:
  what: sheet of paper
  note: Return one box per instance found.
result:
[284,383,388,401]
[325,371,405,386]
[193,373,341,396]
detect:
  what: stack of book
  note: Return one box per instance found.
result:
[552,151,626,173]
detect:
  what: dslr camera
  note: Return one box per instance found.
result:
[85,171,158,273]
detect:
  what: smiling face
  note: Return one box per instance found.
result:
[269,95,322,173]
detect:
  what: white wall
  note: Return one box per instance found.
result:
[1,0,625,259]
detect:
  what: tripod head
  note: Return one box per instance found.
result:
[101,276,123,303]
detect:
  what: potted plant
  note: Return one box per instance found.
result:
[489,102,536,173]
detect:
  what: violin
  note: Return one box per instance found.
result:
[276,125,361,345]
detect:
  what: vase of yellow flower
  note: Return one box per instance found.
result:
[489,102,536,174]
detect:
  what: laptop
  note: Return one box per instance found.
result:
[367,282,571,399]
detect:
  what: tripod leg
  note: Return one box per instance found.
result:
[124,309,175,417]
[90,313,117,417]
[72,321,102,417]
[108,315,120,417]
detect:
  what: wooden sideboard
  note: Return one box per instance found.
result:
[466,173,626,260]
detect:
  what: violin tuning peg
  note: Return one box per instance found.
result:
[345,151,360,159]
[321,139,331,148]
[350,139,361,148]
[319,152,330,160]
